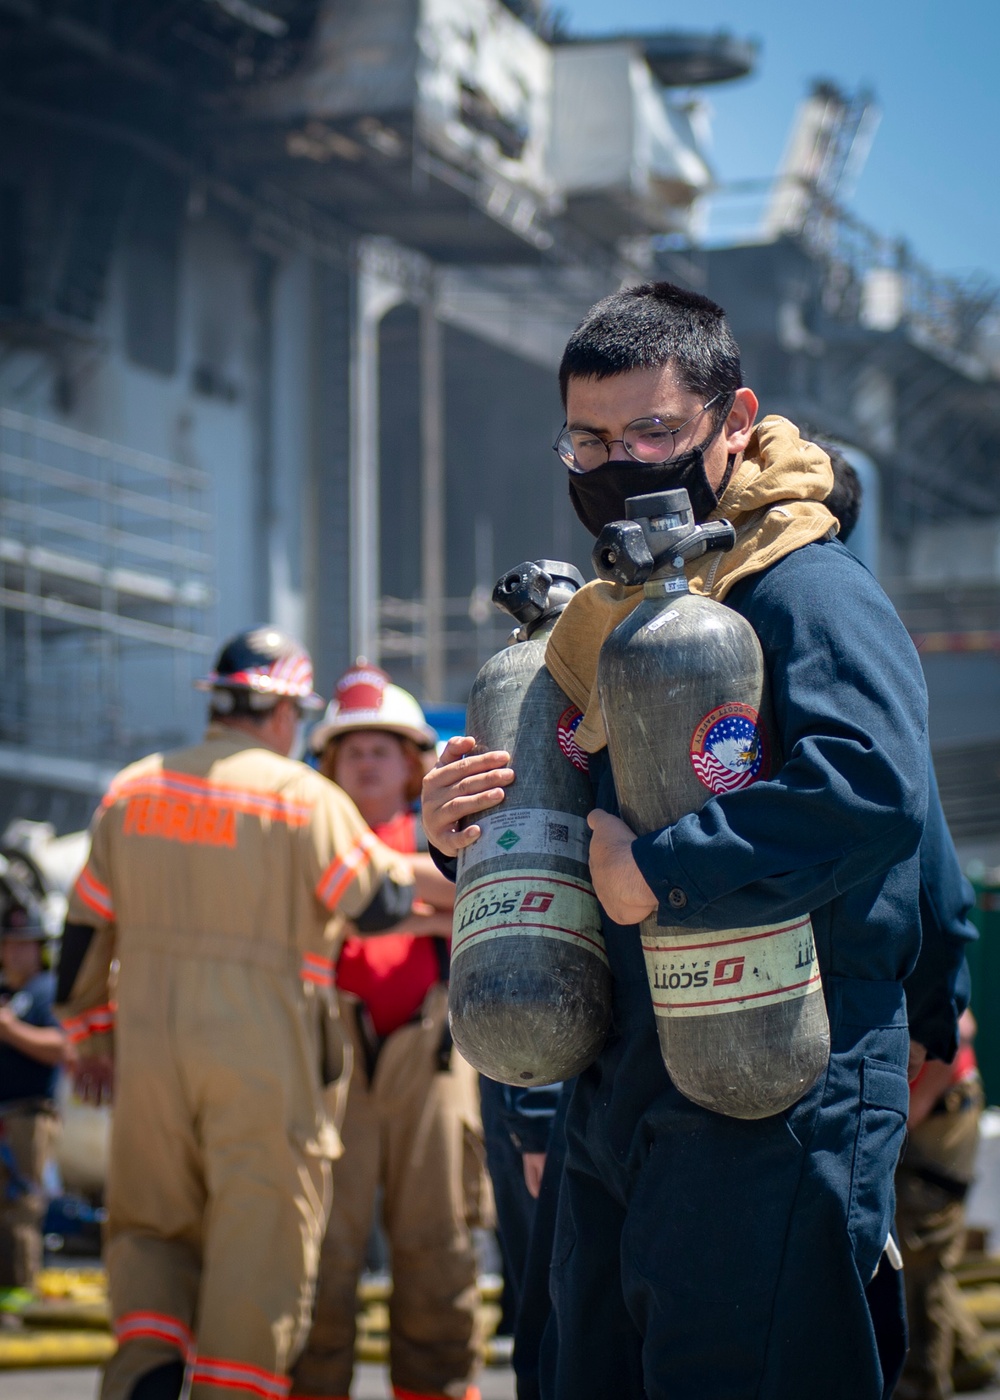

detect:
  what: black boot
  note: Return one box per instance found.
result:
[129,1360,185,1400]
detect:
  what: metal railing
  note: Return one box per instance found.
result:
[0,407,215,766]
[705,178,1000,381]
[378,593,513,702]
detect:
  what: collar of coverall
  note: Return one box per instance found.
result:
[545,415,837,754]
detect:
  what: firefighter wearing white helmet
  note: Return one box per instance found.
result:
[293,663,491,1400]
[309,661,439,754]
[57,628,423,1400]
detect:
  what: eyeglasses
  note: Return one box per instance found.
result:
[553,393,725,474]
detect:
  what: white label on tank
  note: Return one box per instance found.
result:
[457,807,590,878]
[641,915,820,1016]
[451,870,608,966]
[644,608,680,634]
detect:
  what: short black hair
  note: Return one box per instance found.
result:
[821,446,863,544]
[558,281,742,414]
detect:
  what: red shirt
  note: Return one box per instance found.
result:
[335,810,443,1036]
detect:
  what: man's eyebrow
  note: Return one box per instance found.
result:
[567,411,684,431]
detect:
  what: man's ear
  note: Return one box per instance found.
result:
[722,387,758,456]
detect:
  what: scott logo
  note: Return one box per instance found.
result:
[713,956,745,987]
[520,890,554,914]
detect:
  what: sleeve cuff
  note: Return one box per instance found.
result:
[631,830,708,925]
[510,1120,556,1154]
[429,843,458,883]
[61,1003,116,1046]
[907,1009,959,1065]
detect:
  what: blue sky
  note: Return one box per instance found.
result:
[558,0,1000,287]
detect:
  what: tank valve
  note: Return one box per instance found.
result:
[593,490,735,588]
[492,559,586,637]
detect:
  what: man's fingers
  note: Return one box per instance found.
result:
[437,735,477,763]
[439,789,510,823]
[425,748,512,790]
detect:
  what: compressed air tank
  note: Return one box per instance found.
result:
[594,489,829,1119]
[449,560,612,1086]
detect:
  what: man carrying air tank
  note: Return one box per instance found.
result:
[423,282,931,1399]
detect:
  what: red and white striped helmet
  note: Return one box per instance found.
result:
[196,627,325,709]
[310,660,437,751]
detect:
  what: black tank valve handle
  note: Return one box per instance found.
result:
[593,490,736,588]
[492,559,586,638]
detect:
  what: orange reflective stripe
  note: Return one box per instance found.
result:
[393,1389,481,1400]
[115,1310,193,1355]
[62,1003,115,1045]
[74,866,114,921]
[315,832,378,911]
[106,770,313,828]
[301,951,335,987]
[190,1356,290,1398]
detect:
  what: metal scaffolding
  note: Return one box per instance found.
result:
[0,407,215,769]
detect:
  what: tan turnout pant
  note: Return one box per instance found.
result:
[895,1078,986,1400]
[101,951,334,1400]
[292,984,491,1400]
[0,1102,58,1288]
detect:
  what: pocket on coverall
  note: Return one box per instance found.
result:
[848,1056,909,1281]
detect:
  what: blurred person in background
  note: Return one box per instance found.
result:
[895,1009,996,1400]
[0,866,68,1296]
[293,662,490,1400]
[57,628,419,1400]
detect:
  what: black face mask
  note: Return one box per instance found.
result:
[568,443,732,538]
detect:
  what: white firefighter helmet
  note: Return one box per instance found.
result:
[310,661,437,753]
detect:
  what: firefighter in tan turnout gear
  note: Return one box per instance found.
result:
[293,663,490,1400]
[57,628,419,1400]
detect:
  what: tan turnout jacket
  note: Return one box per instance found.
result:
[62,724,414,1063]
[58,725,416,1396]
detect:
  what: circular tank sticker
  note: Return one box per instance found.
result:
[690,702,766,794]
[557,705,589,773]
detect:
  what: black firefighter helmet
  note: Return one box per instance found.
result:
[0,853,47,942]
[195,626,325,713]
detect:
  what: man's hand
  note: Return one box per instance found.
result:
[587,810,657,926]
[74,1054,115,1107]
[523,1151,546,1199]
[0,1005,69,1066]
[421,737,514,859]
[907,1039,927,1083]
[387,905,454,939]
[906,1051,952,1131]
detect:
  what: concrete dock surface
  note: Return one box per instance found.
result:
[0,1364,518,1398]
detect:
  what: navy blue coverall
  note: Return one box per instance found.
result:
[480,1076,562,1333]
[540,539,929,1400]
[904,762,976,1064]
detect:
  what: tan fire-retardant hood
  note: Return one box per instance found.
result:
[544,416,837,754]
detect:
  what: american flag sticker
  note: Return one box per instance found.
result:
[690,702,767,795]
[556,705,589,773]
